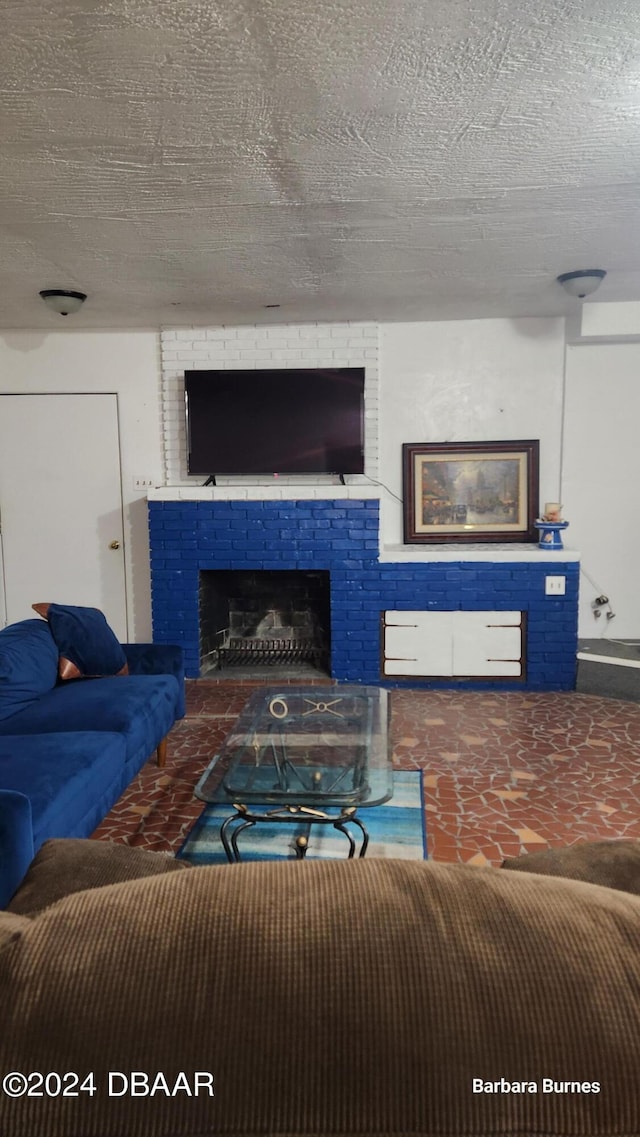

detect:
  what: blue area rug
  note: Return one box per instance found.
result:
[178,770,427,864]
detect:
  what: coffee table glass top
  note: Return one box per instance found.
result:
[195,685,391,808]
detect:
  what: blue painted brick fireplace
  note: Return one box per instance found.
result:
[149,498,579,689]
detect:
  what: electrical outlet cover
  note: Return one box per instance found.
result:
[545,575,566,596]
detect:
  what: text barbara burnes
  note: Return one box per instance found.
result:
[473,1078,600,1095]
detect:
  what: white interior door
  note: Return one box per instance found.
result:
[0,393,127,639]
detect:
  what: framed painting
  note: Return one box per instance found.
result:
[402,440,539,543]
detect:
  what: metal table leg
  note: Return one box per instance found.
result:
[219,804,371,861]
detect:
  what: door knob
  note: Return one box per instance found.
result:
[109,540,121,550]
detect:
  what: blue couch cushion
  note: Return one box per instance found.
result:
[33,603,127,680]
[0,675,180,762]
[0,789,34,909]
[123,643,186,719]
[0,732,127,847]
[0,620,59,722]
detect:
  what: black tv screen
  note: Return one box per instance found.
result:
[185,368,365,475]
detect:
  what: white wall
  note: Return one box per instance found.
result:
[379,319,566,546]
[160,316,567,550]
[563,342,640,638]
[160,323,380,486]
[0,331,163,639]
[5,315,634,643]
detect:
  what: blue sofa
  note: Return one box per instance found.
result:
[0,618,185,907]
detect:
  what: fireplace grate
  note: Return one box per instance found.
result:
[218,637,324,668]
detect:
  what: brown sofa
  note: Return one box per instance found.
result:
[1,838,640,1137]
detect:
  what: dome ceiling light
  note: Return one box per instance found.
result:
[556,269,606,298]
[39,289,87,316]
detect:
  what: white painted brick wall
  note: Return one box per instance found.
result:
[159,322,380,493]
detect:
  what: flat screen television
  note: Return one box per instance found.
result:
[185,368,365,476]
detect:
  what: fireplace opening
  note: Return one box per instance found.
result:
[199,570,331,677]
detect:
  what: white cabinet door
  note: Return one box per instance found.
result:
[384,611,454,675]
[383,610,523,678]
[453,612,523,676]
[0,394,128,639]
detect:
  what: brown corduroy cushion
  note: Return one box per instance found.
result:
[1,858,639,1136]
[7,838,191,915]
[0,910,30,952]
[502,838,640,895]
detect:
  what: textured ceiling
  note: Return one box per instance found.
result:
[2,0,640,329]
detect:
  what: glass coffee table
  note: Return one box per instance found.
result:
[194,685,391,861]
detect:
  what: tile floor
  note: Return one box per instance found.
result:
[92,681,640,866]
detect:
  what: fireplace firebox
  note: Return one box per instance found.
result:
[199,570,331,676]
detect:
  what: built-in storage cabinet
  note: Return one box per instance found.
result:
[382,611,524,679]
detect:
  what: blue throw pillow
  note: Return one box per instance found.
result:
[0,619,60,720]
[32,603,128,680]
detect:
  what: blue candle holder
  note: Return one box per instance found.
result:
[534,520,569,549]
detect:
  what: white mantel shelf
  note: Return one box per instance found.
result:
[147,485,381,501]
[379,543,580,563]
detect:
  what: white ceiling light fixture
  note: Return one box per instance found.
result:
[556,269,606,298]
[39,288,87,316]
